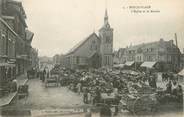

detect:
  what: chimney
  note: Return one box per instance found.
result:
[160,38,164,42]
[175,33,178,47]
[169,40,173,47]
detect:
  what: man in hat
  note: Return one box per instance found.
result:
[83,87,88,103]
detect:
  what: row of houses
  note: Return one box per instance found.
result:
[0,0,38,82]
[114,37,183,72]
[39,56,54,70]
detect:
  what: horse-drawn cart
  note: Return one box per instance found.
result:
[45,75,59,87]
[17,85,29,99]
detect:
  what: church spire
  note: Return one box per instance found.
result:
[103,9,110,28]
[104,9,108,22]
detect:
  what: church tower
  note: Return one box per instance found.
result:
[99,9,113,68]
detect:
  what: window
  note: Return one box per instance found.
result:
[106,56,108,65]
[104,56,110,65]
[167,47,170,51]
[95,45,97,50]
[106,36,111,43]
[90,45,93,50]
[2,34,6,55]
[92,40,95,44]
[76,56,79,64]
[148,56,151,61]
[107,56,109,65]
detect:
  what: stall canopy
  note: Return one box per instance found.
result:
[0,63,15,67]
[121,70,139,75]
[178,68,184,76]
[113,64,125,68]
[125,61,134,66]
[140,62,157,68]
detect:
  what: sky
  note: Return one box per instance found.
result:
[20,0,184,57]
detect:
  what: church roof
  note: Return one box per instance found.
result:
[66,32,99,55]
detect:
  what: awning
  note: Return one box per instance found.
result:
[101,93,115,99]
[113,64,125,68]
[112,70,120,74]
[0,63,15,67]
[140,62,157,68]
[125,61,134,66]
[121,70,139,75]
[178,68,184,76]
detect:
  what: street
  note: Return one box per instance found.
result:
[0,77,137,117]
[1,77,183,117]
[0,78,133,117]
[1,78,134,117]
[3,78,84,110]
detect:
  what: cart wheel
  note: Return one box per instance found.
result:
[133,95,157,117]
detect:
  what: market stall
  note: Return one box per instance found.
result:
[177,68,184,88]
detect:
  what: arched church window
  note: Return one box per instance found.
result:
[90,45,93,50]
[92,40,96,44]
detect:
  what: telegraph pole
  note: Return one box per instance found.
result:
[175,33,181,72]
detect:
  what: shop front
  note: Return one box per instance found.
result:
[0,62,16,97]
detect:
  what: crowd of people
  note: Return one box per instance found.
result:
[41,65,183,116]
[160,79,183,103]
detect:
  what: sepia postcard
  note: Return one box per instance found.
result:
[0,0,184,117]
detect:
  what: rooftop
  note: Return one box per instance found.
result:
[66,32,99,55]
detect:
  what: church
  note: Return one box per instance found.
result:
[63,10,113,69]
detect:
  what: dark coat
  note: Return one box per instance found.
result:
[100,105,112,117]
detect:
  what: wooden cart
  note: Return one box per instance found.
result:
[17,85,29,99]
[45,75,59,87]
[120,87,183,117]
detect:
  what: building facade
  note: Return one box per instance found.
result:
[117,38,181,72]
[64,33,101,69]
[39,56,53,70]
[0,17,17,82]
[30,48,39,69]
[63,10,113,69]
[0,0,38,80]
[53,54,65,66]
[113,48,126,64]
[180,49,184,70]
